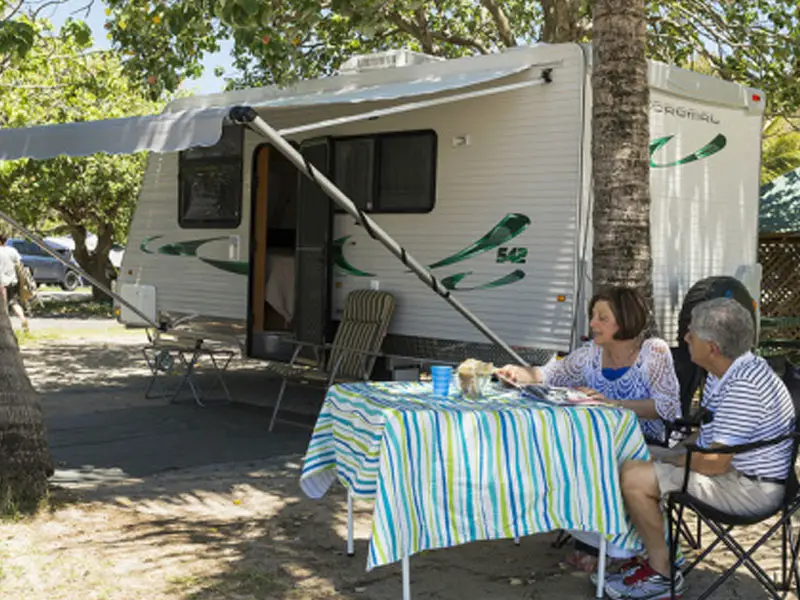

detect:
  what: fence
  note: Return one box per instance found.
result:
[759,233,800,345]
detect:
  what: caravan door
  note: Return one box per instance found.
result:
[294,138,334,345]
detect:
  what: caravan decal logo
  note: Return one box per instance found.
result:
[335,213,530,291]
[441,269,526,291]
[140,235,227,256]
[427,213,530,269]
[333,237,375,277]
[140,235,248,275]
[649,134,727,168]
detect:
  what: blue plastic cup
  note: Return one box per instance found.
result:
[430,365,453,396]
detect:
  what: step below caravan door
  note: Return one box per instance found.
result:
[295,138,334,346]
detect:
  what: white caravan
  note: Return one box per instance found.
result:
[1,43,764,364]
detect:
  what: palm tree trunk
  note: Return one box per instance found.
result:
[591,0,654,307]
[0,302,52,513]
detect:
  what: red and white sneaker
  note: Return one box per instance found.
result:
[603,561,685,599]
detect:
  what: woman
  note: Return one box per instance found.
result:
[497,286,680,570]
[0,234,29,331]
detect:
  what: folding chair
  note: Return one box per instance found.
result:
[665,363,800,600]
[142,329,237,407]
[266,289,395,431]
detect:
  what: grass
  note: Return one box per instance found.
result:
[171,568,287,598]
[29,293,115,320]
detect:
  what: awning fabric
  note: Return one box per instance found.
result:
[0,65,530,161]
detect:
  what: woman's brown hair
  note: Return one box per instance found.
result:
[588,286,649,341]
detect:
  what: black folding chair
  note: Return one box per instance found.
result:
[665,363,800,599]
[643,347,708,550]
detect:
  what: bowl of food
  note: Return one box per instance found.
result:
[457,359,495,398]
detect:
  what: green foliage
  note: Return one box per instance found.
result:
[102,0,543,92]
[1,1,90,70]
[646,1,800,119]
[101,0,800,118]
[762,118,800,184]
[0,20,163,282]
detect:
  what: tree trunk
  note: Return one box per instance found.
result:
[68,224,115,302]
[0,303,53,513]
[591,0,653,307]
[540,0,588,43]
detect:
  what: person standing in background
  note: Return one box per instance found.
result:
[0,234,30,331]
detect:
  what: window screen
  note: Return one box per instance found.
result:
[330,130,436,214]
[333,137,375,211]
[179,125,243,228]
[377,132,436,213]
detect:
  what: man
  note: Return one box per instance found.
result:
[0,234,29,330]
[604,297,795,600]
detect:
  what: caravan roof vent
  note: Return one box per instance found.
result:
[338,50,444,74]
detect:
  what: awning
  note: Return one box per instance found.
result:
[0,65,531,161]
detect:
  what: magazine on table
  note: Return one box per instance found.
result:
[494,373,614,407]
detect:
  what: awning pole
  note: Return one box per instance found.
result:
[0,210,160,329]
[231,106,530,367]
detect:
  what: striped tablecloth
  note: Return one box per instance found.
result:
[300,381,649,570]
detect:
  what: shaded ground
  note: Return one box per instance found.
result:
[0,318,790,599]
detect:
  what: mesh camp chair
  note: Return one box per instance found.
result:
[665,361,800,600]
[266,289,396,431]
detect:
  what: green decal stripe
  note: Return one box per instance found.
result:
[333,236,375,277]
[140,235,162,254]
[141,235,228,256]
[650,134,727,168]
[427,213,531,270]
[198,257,249,275]
[442,269,525,291]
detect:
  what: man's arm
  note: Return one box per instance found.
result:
[660,442,734,476]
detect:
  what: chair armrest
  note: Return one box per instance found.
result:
[684,432,799,456]
[320,343,384,360]
[323,343,386,382]
[286,339,326,367]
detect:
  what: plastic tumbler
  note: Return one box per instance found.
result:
[430,365,453,396]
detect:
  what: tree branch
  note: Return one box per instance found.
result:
[1,0,25,23]
[479,0,516,47]
[386,8,489,55]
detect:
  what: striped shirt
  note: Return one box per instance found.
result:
[699,352,795,479]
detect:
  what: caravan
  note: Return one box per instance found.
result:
[0,43,765,366]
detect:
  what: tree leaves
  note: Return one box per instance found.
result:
[98,0,800,119]
[0,23,165,289]
[0,19,35,59]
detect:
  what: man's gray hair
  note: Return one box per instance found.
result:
[690,297,754,360]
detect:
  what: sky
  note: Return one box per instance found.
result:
[44,0,231,94]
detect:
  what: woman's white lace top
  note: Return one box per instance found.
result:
[541,337,680,442]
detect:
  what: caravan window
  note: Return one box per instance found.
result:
[377,132,436,212]
[179,125,243,228]
[333,138,375,211]
[332,130,436,214]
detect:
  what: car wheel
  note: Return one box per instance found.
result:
[60,270,82,291]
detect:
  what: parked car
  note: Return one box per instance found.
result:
[8,238,83,291]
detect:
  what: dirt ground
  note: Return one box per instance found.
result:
[0,318,792,599]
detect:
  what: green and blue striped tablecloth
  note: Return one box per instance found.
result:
[300,381,649,570]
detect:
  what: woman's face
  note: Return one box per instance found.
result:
[590,300,621,346]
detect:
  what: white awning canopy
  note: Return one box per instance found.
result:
[0,65,533,161]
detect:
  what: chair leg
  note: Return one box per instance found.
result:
[269,378,288,432]
[694,514,785,600]
[782,515,789,591]
[785,515,800,597]
[668,499,677,600]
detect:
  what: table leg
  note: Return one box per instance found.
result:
[402,550,411,600]
[347,488,355,557]
[595,536,607,599]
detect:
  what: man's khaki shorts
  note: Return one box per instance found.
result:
[652,459,784,517]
